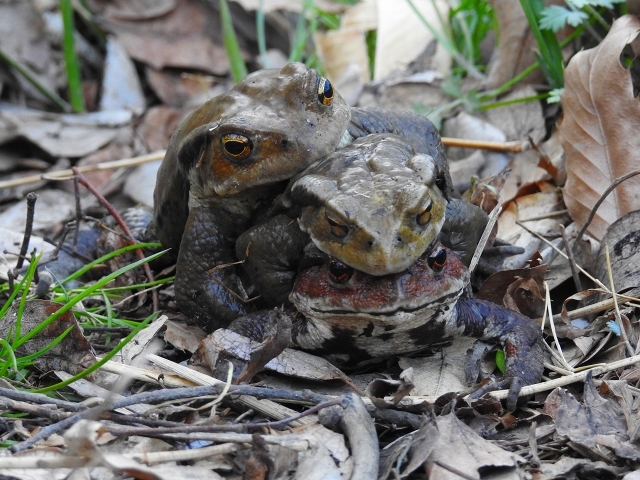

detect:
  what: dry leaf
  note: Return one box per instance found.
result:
[476,262,547,318]
[593,211,640,299]
[497,188,565,269]
[96,0,231,76]
[397,337,473,398]
[374,0,450,79]
[560,15,640,241]
[0,300,95,375]
[204,329,351,382]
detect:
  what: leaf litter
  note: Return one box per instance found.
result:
[3,1,640,479]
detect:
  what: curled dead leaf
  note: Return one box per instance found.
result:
[560,15,640,241]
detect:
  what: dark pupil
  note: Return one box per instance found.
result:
[427,248,447,272]
[328,217,349,238]
[323,80,333,98]
[425,202,432,212]
[435,171,446,192]
[225,141,245,155]
[328,260,353,283]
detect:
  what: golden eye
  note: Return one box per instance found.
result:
[326,213,349,239]
[416,201,433,226]
[427,248,447,273]
[328,259,354,284]
[221,134,252,160]
[317,77,334,105]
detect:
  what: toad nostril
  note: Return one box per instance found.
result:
[367,240,374,247]
[397,236,402,243]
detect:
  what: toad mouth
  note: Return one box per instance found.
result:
[306,290,461,316]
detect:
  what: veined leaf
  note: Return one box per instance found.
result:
[540,6,587,31]
[570,0,624,8]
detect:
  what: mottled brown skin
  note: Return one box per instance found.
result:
[150,62,351,252]
[151,63,487,331]
[150,63,351,330]
[231,245,544,410]
[293,134,448,275]
[236,135,487,305]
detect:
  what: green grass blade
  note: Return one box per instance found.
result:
[13,250,167,350]
[15,326,74,364]
[53,242,161,287]
[14,253,42,348]
[289,0,314,62]
[0,47,72,112]
[60,0,85,112]
[256,0,268,67]
[0,339,18,378]
[519,0,564,88]
[220,0,248,81]
[31,314,154,393]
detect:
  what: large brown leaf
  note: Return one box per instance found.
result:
[560,15,640,241]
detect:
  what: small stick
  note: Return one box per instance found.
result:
[73,175,82,249]
[433,461,477,480]
[0,151,165,190]
[515,220,607,291]
[468,204,501,274]
[7,269,14,293]
[575,169,640,245]
[15,192,37,270]
[560,225,582,292]
[604,243,635,357]
[208,260,261,303]
[441,137,530,153]
[0,139,527,192]
[543,281,571,371]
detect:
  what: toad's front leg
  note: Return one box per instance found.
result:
[175,205,254,332]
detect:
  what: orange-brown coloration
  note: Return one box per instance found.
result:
[292,246,468,313]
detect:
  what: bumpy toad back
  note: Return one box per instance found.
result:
[292,134,448,275]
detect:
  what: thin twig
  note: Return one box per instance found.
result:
[519,209,569,222]
[0,151,165,190]
[468,205,501,274]
[515,220,608,291]
[575,169,640,245]
[208,260,261,303]
[15,193,37,270]
[543,281,571,371]
[433,461,478,480]
[560,225,582,292]
[604,243,635,357]
[441,137,530,153]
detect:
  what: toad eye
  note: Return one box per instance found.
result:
[326,214,349,239]
[317,77,334,105]
[328,259,354,284]
[427,248,447,272]
[416,201,433,226]
[221,134,252,160]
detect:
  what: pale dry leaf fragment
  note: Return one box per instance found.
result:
[592,211,640,301]
[206,329,351,382]
[0,300,96,375]
[100,36,146,114]
[398,337,473,397]
[560,15,640,241]
[427,412,523,477]
[497,188,565,269]
[374,0,450,79]
[163,320,207,353]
